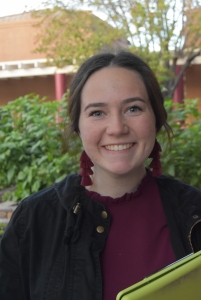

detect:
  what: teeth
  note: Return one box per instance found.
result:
[105,143,133,151]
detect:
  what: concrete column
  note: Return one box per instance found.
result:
[173,65,184,104]
[54,73,66,100]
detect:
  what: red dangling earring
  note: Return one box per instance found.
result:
[148,140,162,177]
[79,150,94,186]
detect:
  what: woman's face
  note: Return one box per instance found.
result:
[78,67,156,178]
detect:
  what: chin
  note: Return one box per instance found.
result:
[108,166,143,177]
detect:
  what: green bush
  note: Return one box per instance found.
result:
[0,223,7,237]
[160,99,201,188]
[0,94,82,201]
[1,95,201,201]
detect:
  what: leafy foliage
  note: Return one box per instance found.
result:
[83,0,201,97]
[32,3,125,67]
[38,0,201,97]
[160,99,201,188]
[0,94,82,201]
[1,94,201,201]
[0,223,7,237]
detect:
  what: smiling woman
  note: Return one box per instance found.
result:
[1,51,201,300]
[78,67,156,197]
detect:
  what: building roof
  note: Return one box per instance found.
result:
[0,58,77,79]
[0,12,31,22]
[0,11,77,78]
[0,10,129,79]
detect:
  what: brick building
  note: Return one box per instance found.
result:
[173,57,201,109]
[0,11,201,106]
[0,12,76,105]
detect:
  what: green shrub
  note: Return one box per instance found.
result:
[1,95,201,201]
[0,223,7,237]
[0,94,82,201]
[160,99,201,188]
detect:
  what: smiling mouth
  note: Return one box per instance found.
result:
[104,143,134,151]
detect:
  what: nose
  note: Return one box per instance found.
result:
[106,113,129,136]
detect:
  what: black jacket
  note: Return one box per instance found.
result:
[1,174,201,300]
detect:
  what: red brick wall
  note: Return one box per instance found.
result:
[185,64,201,111]
[185,64,201,116]
[0,74,72,105]
[0,14,43,61]
[0,76,55,104]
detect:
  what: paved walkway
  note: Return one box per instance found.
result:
[0,201,17,224]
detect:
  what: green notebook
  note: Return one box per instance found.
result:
[117,250,201,300]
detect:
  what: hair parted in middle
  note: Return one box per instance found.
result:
[68,51,172,139]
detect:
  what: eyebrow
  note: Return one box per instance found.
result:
[84,97,145,111]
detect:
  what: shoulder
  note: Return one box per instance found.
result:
[156,175,201,194]
[155,175,201,208]
[20,173,81,208]
[18,184,58,218]
[9,174,82,229]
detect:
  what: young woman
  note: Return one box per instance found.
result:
[1,51,201,300]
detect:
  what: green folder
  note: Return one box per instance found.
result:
[117,250,201,300]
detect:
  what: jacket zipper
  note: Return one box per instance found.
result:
[73,203,81,214]
[188,219,201,253]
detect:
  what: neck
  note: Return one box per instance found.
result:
[86,167,146,198]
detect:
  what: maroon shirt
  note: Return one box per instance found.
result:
[86,172,176,299]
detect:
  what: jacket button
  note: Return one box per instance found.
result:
[96,226,105,233]
[101,211,107,219]
[193,215,199,219]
